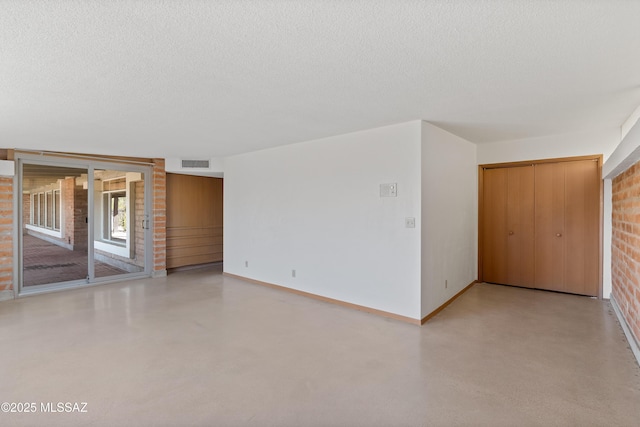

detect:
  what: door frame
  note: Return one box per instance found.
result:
[13,151,154,297]
[478,154,603,299]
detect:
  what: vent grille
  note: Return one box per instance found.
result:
[181,159,210,169]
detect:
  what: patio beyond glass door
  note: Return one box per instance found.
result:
[19,158,151,292]
[21,164,90,287]
[93,168,146,279]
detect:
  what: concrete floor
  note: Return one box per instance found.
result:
[1,264,639,427]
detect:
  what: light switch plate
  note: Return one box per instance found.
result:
[405,217,415,228]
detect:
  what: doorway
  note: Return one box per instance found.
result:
[18,154,152,294]
[166,173,223,270]
[478,155,602,297]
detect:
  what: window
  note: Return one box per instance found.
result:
[53,190,60,230]
[102,178,127,245]
[31,189,61,231]
[38,193,45,226]
[46,191,53,228]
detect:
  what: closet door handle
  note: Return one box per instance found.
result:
[556,233,562,237]
[508,231,514,235]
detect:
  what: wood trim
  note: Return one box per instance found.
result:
[478,154,604,298]
[420,280,478,325]
[598,155,604,300]
[477,165,485,282]
[479,154,601,170]
[223,273,422,325]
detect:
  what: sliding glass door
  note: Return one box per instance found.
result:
[92,167,147,279]
[21,164,90,287]
[18,155,151,293]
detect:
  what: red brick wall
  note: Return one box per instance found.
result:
[62,177,75,247]
[152,159,166,274]
[0,178,13,292]
[612,160,640,345]
[22,194,30,233]
[61,177,88,250]
[73,185,88,251]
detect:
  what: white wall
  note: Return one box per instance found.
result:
[421,122,478,317]
[621,104,640,142]
[224,121,423,319]
[479,127,620,299]
[477,128,620,165]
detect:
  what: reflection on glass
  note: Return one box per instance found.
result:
[93,169,145,278]
[21,164,147,287]
[22,164,89,287]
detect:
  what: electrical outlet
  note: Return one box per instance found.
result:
[445,279,448,288]
[292,269,296,278]
[245,261,248,268]
[405,217,415,228]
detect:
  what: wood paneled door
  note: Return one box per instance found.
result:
[479,156,601,297]
[482,166,535,288]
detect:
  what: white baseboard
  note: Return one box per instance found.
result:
[610,294,640,367]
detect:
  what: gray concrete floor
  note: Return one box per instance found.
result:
[1,265,639,426]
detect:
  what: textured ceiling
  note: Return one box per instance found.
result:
[2,1,640,159]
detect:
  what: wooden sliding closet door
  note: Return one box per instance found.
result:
[534,163,566,291]
[534,160,599,296]
[483,168,508,284]
[564,160,599,295]
[482,165,535,287]
[506,166,535,287]
[481,156,601,297]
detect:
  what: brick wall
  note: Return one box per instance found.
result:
[73,184,88,251]
[0,178,13,291]
[611,160,640,345]
[152,159,166,275]
[62,177,75,247]
[61,177,88,250]
[22,193,30,233]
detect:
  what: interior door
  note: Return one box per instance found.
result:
[533,160,600,296]
[482,167,508,284]
[482,165,535,287]
[506,165,535,288]
[562,159,599,296]
[534,162,565,291]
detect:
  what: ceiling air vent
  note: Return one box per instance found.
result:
[181,159,210,169]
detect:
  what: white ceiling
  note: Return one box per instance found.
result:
[2,1,640,159]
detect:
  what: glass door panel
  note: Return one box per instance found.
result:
[21,164,90,287]
[93,168,146,279]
